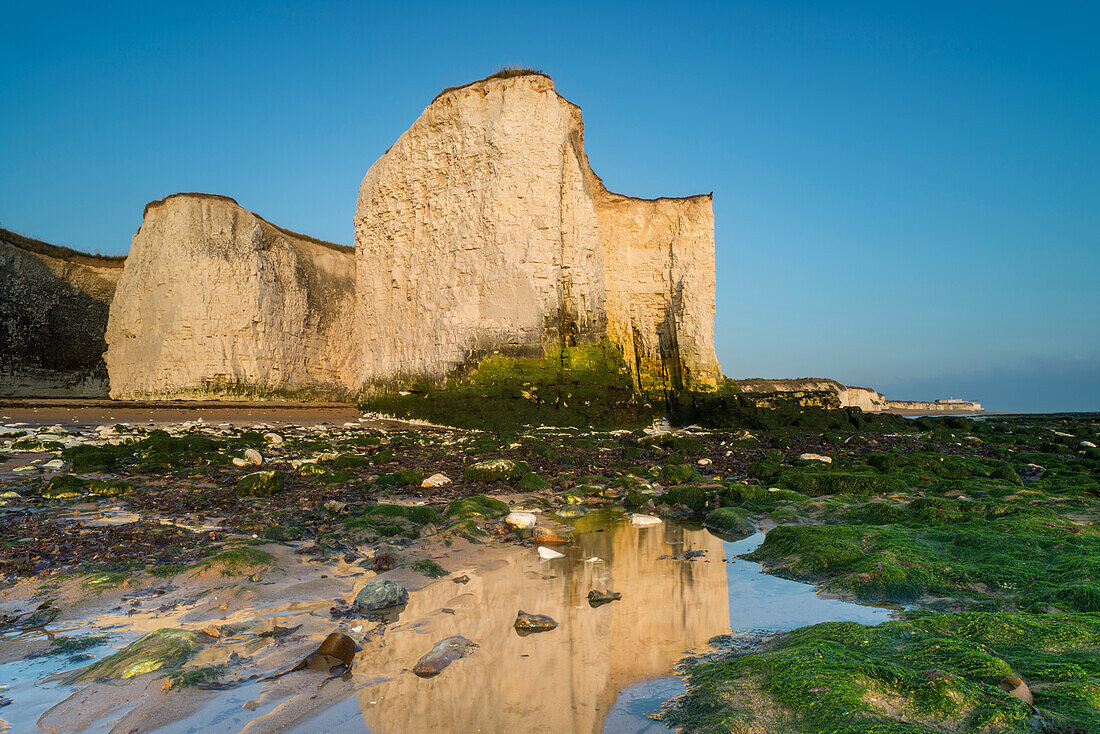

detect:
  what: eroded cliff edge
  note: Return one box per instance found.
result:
[0,228,124,397]
[104,194,357,399]
[354,72,722,394]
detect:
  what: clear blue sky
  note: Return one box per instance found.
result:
[2,1,1097,412]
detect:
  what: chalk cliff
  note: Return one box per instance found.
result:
[0,228,124,397]
[354,72,722,392]
[104,194,357,399]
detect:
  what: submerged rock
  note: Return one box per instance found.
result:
[412,636,478,678]
[630,513,662,527]
[514,611,558,636]
[587,590,622,608]
[355,579,409,612]
[532,526,566,544]
[537,546,565,560]
[66,628,209,683]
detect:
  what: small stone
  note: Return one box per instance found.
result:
[1082,441,1097,448]
[799,453,832,464]
[263,433,284,445]
[537,546,565,560]
[504,511,537,530]
[587,590,622,607]
[355,579,409,612]
[630,513,662,527]
[243,448,263,465]
[514,611,558,636]
[998,675,1033,705]
[232,457,248,467]
[421,473,451,487]
[697,458,712,465]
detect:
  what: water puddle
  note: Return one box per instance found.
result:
[0,513,894,733]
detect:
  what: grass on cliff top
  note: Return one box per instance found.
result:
[663,611,1100,734]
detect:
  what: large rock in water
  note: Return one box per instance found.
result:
[0,228,124,397]
[104,194,357,399]
[354,71,722,392]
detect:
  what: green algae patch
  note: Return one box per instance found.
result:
[82,571,129,592]
[746,499,1100,608]
[664,611,1100,734]
[236,470,284,497]
[444,495,509,520]
[777,471,907,497]
[412,558,448,578]
[464,458,531,482]
[66,628,210,683]
[62,445,118,472]
[704,507,756,537]
[192,547,275,577]
[163,663,228,689]
[376,470,427,487]
[517,471,550,491]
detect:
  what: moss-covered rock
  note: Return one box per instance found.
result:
[86,479,132,496]
[704,507,755,536]
[236,470,285,497]
[444,495,509,520]
[376,469,427,487]
[41,474,85,498]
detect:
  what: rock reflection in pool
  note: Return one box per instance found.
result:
[348,509,731,734]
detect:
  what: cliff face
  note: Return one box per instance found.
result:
[355,73,721,391]
[5,73,722,404]
[0,228,124,397]
[735,378,888,412]
[104,194,357,399]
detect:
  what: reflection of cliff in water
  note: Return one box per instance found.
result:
[354,512,730,734]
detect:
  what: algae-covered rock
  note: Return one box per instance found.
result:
[704,507,755,537]
[42,474,85,498]
[66,628,208,683]
[86,479,132,496]
[464,459,531,482]
[443,495,509,520]
[236,470,284,497]
[355,579,409,612]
